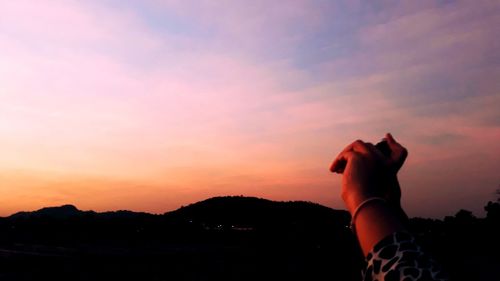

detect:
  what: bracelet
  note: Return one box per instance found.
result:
[350,197,387,231]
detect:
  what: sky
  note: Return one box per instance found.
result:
[0,0,499,218]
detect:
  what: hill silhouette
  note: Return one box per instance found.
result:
[10,204,91,219]
[0,196,497,281]
[165,196,350,229]
[6,196,349,224]
[0,196,360,281]
[9,204,153,220]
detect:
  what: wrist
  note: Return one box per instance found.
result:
[350,197,387,230]
[344,189,379,214]
[353,201,406,256]
[344,193,370,214]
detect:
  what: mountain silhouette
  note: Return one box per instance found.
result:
[7,204,156,220]
[0,196,360,281]
[165,196,350,229]
[6,196,350,227]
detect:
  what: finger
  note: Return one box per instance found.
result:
[330,143,354,173]
[386,133,407,150]
[390,133,408,155]
[365,142,387,161]
[330,139,369,173]
[329,157,346,173]
[385,133,408,169]
[330,151,356,173]
[351,139,371,154]
[386,133,397,144]
[395,149,408,170]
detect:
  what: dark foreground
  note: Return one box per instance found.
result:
[0,196,498,281]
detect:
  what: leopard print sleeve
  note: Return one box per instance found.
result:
[363,232,448,281]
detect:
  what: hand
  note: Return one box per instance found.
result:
[379,133,408,205]
[383,133,408,173]
[330,139,388,214]
[329,133,408,214]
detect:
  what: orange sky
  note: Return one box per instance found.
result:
[0,0,499,218]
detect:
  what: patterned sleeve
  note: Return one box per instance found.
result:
[363,232,448,281]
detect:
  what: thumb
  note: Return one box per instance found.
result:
[384,133,408,169]
[385,133,397,145]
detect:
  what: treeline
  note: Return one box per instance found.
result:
[0,196,497,281]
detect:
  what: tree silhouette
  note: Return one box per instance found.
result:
[485,201,500,221]
[484,186,500,221]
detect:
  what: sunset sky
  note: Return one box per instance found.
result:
[0,0,499,218]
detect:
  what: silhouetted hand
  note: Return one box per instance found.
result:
[383,133,408,173]
[329,133,408,215]
[380,133,408,206]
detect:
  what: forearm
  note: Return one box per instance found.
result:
[355,201,449,280]
[353,200,406,256]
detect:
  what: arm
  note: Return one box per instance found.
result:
[330,133,448,280]
[330,134,407,255]
[353,200,405,256]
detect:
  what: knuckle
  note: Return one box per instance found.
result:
[354,139,364,145]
